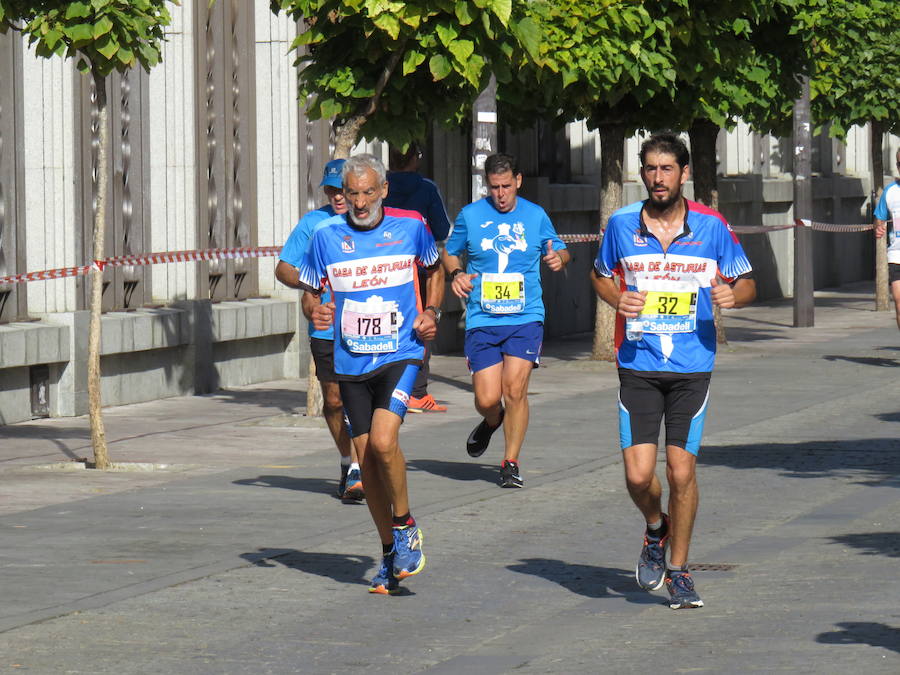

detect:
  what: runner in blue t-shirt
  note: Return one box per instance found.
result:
[297,154,442,595]
[276,159,364,503]
[592,133,756,610]
[444,153,570,489]
[873,147,900,331]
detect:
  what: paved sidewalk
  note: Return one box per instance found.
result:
[1,281,898,673]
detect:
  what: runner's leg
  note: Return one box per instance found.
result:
[664,445,698,567]
[472,362,504,427]
[499,354,534,463]
[322,380,354,461]
[354,430,394,545]
[891,278,900,330]
[623,443,664,523]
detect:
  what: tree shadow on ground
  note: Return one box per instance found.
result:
[209,387,307,415]
[407,458,497,484]
[507,558,659,606]
[816,622,900,654]
[827,531,900,558]
[823,354,899,368]
[700,439,900,486]
[240,548,375,588]
[233,475,351,500]
[875,412,900,423]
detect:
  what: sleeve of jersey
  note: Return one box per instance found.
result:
[540,213,567,252]
[873,186,890,221]
[415,220,440,268]
[716,221,753,281]
[296,231,327,293]
[279,217,312,267]
[593,224,618,277]
[445,211,468,257]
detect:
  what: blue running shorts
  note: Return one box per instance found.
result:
[464,321,543,374]
[339,362,419,438]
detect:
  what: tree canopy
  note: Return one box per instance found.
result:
[272,0,541,156]
[0,0,171,75]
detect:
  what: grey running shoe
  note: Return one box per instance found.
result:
[499,460,523,488]
[666,569,704,609]
[635,516,669,591]
[466,408,504,457]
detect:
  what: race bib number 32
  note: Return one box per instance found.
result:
[639,290,698,333]
[481,272,525,314]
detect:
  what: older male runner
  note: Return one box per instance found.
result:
[592,133,755,609]
[276,159,363,502]
[297,153,442,594]
[444,153,570,488]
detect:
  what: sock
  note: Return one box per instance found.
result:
[392,512,415,528]
[350,462,360,472]
[667,564,688,574]
[340,456,351,468]
[647,519,667,538]
[382,543,393,555]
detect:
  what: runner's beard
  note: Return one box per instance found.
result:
[648,188,680,211]
[349,198,383,229]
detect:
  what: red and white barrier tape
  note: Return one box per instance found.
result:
[0,246,282,286]
[0,221,878,287]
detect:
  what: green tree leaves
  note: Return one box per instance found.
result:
[5,0,173,75]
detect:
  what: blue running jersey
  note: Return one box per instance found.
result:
[874,181,900,264]
[446,196,566,329]
[594,199,752,373]
[280,205,338,340]
[297,207,439,380]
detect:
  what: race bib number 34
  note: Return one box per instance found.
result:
[481,272,525,314]
[639,290,698,333]
[341,298,399,353]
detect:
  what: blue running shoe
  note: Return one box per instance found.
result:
[636,515,669,591]
[665,569,704,609]
[342,468,364,502]
[392,524,425,580]
[369,553,399,595]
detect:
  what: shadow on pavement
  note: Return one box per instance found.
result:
[210,387,307,414]
[700,439,900,485]
[407,458,498,484]
[823,354,899,368]
[233,475,339,496]
[874,412,900,423]
[507,558,659,605]
[827,531,900,558]
[816,622,900,654]
[241,548,375,588]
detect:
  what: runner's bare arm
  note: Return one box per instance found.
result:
[301,290,321,321]
[275,260,300,288]
[591,270,646,317]
[874,218,886,239]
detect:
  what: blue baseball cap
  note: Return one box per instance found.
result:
[320,158,345,188]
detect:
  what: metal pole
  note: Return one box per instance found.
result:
[792,76,814,327]
[471,75,498,202]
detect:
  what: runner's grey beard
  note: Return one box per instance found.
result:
[349,198,383,229]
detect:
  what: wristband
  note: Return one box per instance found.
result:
[450,268,464,280]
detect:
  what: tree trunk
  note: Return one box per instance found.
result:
[689,118,728,344]
[871,119,889,311]
[591,123,625,361]
[88,70,110,469]
[689,118,720,210]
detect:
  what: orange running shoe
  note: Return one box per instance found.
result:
[407,394,447,413]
